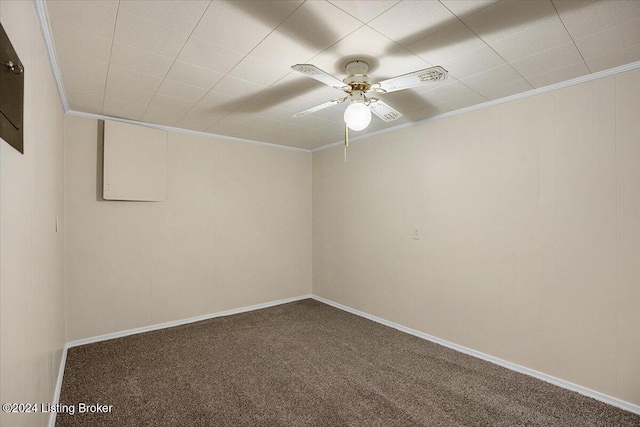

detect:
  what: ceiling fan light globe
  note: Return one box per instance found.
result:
[344,103,371,131]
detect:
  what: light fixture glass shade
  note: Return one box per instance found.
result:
[344,102,372,131]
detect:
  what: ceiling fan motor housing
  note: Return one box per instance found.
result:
[343,60,372,92]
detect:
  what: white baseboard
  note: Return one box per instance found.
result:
[48,294,312,427]
[47,292,639,426]
[311,294,640,416]
[67,294,312,348]
[48,344,68,427]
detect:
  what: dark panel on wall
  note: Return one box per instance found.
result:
[0,22,24,154]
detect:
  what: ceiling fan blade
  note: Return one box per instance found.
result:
[376,66,448,93]
[292,97,347,118]
[291,64,349,90]
[368,100,403,122]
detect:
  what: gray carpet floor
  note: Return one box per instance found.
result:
[56,299,640,426]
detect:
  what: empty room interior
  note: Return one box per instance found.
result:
[2,0,640,426]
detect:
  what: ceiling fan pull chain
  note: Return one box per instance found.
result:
[344,123,349,163]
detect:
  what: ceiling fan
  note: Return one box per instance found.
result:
[290,60,448,132]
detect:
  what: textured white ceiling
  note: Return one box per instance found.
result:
[47,0,640,150]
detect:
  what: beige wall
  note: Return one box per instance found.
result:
[0,1,66,426]
[313,68,640,406]
[64,115,312,341]
[3,0,637,414]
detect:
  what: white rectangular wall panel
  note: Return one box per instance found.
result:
[103,120,167,201]
[65,114,312,341]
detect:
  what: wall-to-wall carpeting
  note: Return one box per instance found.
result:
[57,300,639,426]
[312,67,640,407]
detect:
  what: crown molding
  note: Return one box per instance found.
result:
[33,0,68,111]
[311,60,640,153]
[33,0,310,153]
[33,0,640,154]
[67,110,311,152]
